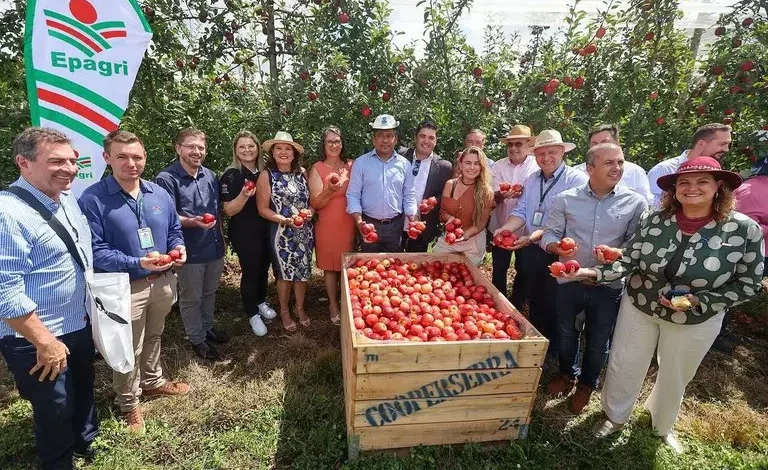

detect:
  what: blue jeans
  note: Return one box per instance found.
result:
[556,282,622,388]
[0,326,98,470]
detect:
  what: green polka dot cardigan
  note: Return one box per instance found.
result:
[595,210,765,325]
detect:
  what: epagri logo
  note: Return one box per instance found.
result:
[45,0,130,77]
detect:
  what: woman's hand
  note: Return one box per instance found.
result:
[323,173,344,193]
[240,182,256,198]
[553,267,598,281]
[658,293,700,312]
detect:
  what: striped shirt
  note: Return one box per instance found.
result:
[0,177,92,338]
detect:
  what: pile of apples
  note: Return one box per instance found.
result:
[292,208,312,227]
[444,218,464,245]
[493,229,519,249]
[419,196,438,214]
[360,223,379,243]
[406,220,427,239]
[346,257,525,342]
[147,249,181,266]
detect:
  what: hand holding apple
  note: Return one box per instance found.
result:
[195,213,217,229]
[595,245,623,264]
[140,251,173,271]
[242,180,256,197]
[359,222,378,243]
[170,246,187,267]
[659,293,699,312]
[548,259,581,278]
[548,237,577,257]
[325,172,343,191]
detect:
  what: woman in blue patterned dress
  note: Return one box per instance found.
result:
[256,132,314,332]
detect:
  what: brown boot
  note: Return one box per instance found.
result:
[569,383,594,414]
[546,374,576,398]
[143,381,191,398]
[122,406,145,434]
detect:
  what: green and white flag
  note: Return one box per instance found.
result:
[25,0,152,195]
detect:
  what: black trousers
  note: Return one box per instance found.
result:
[514,245,559,352]
[403,232,434,253]
[360,214,404,253]
[231,235,271,317]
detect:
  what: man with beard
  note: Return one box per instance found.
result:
[156,128,226,360]
[400,120,452,252]
[541,143,647,413]
[647,123,732,206]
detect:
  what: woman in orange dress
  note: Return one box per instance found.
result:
[433,146,494,265]
[308,126,355,325]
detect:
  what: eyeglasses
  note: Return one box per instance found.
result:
[412,158,422,176]
[507,141,525,148]
[181,144,206,152]
[325,140,342,147]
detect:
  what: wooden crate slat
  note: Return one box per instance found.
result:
[355,367,540,400]
[353,392,534,428]
[355,417,530,451]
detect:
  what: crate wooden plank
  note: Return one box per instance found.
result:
[353,392,534,428]
[340,264,357,436]
[355,417,530,451]
[355,340,547,373]
[355,367,540,400]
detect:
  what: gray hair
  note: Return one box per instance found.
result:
[586,142,623,167]
[13,127,71,163]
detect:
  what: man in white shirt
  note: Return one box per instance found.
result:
[647,122,732,206]
[489,125,540,301]
[401,120,452,252]
[574,124,653,203]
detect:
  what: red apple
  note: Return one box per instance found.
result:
[202,213,216,224]
[715,26,726,36]
[329,173,340,185]
[365,232,378,243]
[308,91,318,101]
[292,215,305,227]
[656,117,665,126]
[427,196,438,207]
[559,237,577,251]
[596,27,606,38]
[472,67,483,78]
[453,228,464,239]
[360,223,375,235]
[299,209,312,219]
[499,182,511,192]
[565,259,581,274]
[512,183,523,192]
[382,92,391,102]
[168,249,181,261]
[338,12,349,23]
[244,180,256,191]
[549,262,566,276]
[361,106,372,118]
[446,232,457,245]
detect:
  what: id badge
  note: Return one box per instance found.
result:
[138,227,154,249]
[532,211,544,227]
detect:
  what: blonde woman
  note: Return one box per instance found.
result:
[219,131,276,336]
[433,146,494,265]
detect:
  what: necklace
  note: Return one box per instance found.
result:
[460,177,476,186]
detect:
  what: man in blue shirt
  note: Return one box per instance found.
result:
[346,114,417,252]
[79,130,191,433]
[494,129,589,356]
[0,128,98,469]
[156,128,226,360]
[540,143,647,413]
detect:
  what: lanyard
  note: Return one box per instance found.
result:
[121,191,144,227]
[538,167,564,209]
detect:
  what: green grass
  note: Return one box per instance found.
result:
[1,262,766,469]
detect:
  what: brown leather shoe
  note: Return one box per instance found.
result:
[546,374,576,397]
[143,381,191,398]
[569,383,594,414]
[122,407,145,434]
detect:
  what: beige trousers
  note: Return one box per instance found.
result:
[601,292,724,436]
[433,230,487,266]
[113,270,177,412]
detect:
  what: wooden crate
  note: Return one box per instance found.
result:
[341,252,549,459]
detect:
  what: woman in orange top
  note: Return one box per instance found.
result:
[308,126,354,325]
[434,146,494,265]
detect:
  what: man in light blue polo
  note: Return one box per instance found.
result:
[79,130,191,433]
[0,127,98,469]
[156,128,226,360]
[346,114,417,252]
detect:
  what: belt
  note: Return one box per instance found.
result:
[133,271,165,284]
[364,213,402,225]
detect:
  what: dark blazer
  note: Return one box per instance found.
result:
[402,148,453,247]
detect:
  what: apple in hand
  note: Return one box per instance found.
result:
[512,183,523,193]
[499,182,511,192]
[559,237,576,251]
[360,223,375,235]
[419,201,432,214]
[564,259,581,274]
[299,208,312,219]
[329,173,340,185]
[202,213,216,224]
[168,249,181,261]
[595,244,622,262]
[244,180,256,191]
[445,232,457,244]
[427,196,437,207]
[549,261,566,276]
[364,231,378,243]
[292,215,305,227]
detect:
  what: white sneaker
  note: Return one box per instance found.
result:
[258,302,277,320]
[249,315,268,336]
[662,433,684,454]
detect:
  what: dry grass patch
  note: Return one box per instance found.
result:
[678,399,768,450]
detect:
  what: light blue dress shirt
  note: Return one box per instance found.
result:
[510,163,589,235]
[346,149,417,219]
[0,177,93,338]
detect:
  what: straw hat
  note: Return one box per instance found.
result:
[657,156,743,191]
[262,131,304,155]
[531,129,576,153]
[369,114,400,130]
[499,124,534,145]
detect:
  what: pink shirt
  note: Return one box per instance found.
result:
[488,155,539,232]
[733,175,768,255]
